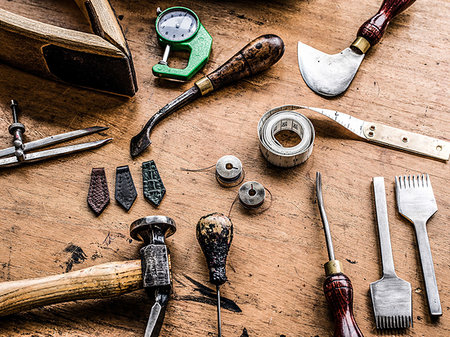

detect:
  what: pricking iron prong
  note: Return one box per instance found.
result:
[0,100,112,168]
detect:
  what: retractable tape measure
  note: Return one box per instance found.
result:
[258,105,315,167]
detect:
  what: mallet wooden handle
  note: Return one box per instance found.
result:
[0,260,142,316]
[357,0,416,47]
[324,273,364,337]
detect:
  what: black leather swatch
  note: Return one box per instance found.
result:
[115,165,137,211]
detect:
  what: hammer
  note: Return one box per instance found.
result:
[0,216,176,337]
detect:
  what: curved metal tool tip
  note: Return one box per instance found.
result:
[130,130,151,158]
[297,42,364,97]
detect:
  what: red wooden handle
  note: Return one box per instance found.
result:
[323,273,364,337]
[357,0,416,46]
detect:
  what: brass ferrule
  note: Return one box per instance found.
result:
[324,259,343,276]
[195,77,214,96]
[351,37,371,54]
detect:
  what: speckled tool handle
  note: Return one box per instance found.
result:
[0,260,142,316]
[357,0,416,47]
[196,213,233,285]
[202,34,284,93]
[324,273,364,337]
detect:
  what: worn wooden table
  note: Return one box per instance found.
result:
[0,0,448,336]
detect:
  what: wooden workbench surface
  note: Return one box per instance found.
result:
[0,0,448,336]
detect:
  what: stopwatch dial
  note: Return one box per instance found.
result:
[157,9,198,42]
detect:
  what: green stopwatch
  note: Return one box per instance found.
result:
[152,7,213,81]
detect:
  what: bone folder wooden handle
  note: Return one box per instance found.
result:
[0,260,142,316]
[357,0,416,47]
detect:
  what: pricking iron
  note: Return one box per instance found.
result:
[0,100,112,168]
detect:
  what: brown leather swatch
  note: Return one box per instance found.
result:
[87,167,110,216]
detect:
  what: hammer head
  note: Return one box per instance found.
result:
[130,216,176,244]
[297,42,365,97]
[130,216,176,337]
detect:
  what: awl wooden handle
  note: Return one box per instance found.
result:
[357,0,416,47]
[0,260,142,316]
[324,273,364,337]
[204,34,284,92]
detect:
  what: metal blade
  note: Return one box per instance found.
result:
[0,126,109,159]
[297,42,364,96]
[0,138,112,168]
[303,106,365,138]
[144,290,170,337]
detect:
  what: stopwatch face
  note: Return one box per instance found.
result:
[157,9,199,42]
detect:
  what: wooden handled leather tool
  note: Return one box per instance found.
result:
[130,34,285,158]
[298,0,416,96]
[0,0,137,97]
[315,172,364,337]
[0,216,175,337]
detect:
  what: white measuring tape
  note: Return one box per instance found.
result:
[258,105,315,167]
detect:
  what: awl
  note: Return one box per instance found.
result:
[315,172,364,337]
[298,0,416,96]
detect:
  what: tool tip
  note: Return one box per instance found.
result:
[130,132,151,158]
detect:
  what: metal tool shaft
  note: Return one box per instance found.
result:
[217,285,222,337]
[10,100,19,123]
[316,172,335,261]
[373,177,396,276]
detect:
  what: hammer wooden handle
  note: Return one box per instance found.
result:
[0,260,142,316]
[358,0,416,46]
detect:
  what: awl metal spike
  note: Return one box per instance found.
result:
[0,100,112,168]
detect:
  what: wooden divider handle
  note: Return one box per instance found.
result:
[357,0,416,46]
[0,260,143,316]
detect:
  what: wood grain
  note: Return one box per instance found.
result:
[0,0,448,336]
[324,273,364,337]
[0,260,142,316]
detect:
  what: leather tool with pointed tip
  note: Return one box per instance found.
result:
[0,215,176,337]
[0,0,137,96]
[315,172,364,337]
[130,34,285,158]
[298,0,416,96]
[0,100,112,168]
[196,213,233,337]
